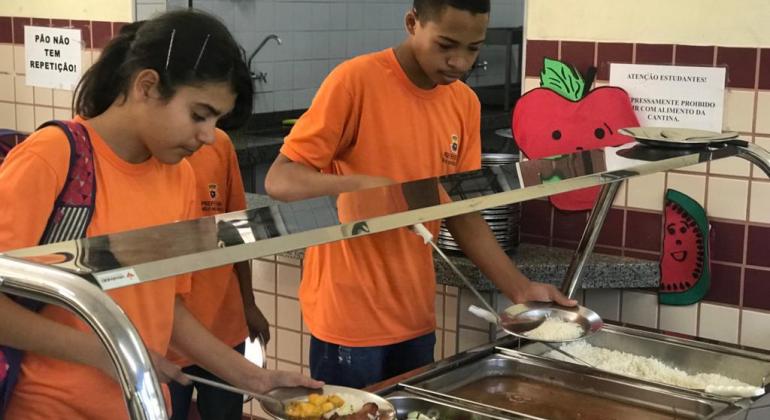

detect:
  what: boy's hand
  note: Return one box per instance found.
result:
[515,282,578,307]
[245,305,271,343]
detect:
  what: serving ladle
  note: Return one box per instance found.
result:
[411,223,546,335]
[411,223,598,368]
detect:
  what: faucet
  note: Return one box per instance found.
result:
[248,34,282,82]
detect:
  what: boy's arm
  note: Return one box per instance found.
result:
[265,154,394,202]
[170,297,322,392]
[445,213,577,306]
[234,261,270,342]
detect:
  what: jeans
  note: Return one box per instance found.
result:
[169,342,245,420]
[309,332,435,389]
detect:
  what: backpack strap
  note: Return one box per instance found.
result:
[0,120,96,414]
[37,121,97,245]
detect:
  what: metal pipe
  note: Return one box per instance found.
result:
[0,255,166,420]
[560,182,622,299]
[736,142,770,179]
[247,34,282,77]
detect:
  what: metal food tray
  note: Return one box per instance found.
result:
[402,352,734,419]
[385,391,516,420]
[516,324,770,400]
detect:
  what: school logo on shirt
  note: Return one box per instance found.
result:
[202,183,224,212]
[442,134,460,166]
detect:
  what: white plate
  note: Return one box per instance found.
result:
[263,384,396,420]
[619,127,742,148]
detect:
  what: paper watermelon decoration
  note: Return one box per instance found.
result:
[659,189,710,305]
[513,58,639,211]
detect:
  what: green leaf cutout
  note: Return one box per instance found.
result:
[539,58,585,101]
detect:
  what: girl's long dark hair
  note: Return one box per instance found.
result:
[74,9,253,129]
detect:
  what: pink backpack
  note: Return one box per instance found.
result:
[0,120,96,413]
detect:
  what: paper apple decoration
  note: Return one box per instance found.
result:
[513,58,639,211]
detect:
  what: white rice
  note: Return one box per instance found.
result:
[546,341,754,390]
[524,317,584,341]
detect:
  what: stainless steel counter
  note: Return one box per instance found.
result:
[369,324,770,420]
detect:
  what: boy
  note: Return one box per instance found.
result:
[265,0,575,388]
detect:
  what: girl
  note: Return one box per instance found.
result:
[0,9,319,419]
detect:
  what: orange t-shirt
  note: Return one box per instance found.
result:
[280,48,481,347]
[0,118,195,419]
[170,129,248,367]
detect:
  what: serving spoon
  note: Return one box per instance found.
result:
[184,373,287,416]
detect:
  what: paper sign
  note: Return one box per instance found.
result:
[609,63,726,132]
[24,26,82,90]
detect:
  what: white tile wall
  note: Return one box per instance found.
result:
[707,177,750,221]
[621,290,659,328]
[626,172,666,211]
[667,173,707,207]
[458,327,490,352]
[749,181,770,224]
[723,89,756,133]
[175,0,521,112]
[659,303,698,336]
[584,289,621,321]
[276,263,301,297]
[754,137,770,179]
[699,302,740,344]
[757,92,770,134]
[276,296,302,330]
[252,257,277,292]
[740,309,770,350]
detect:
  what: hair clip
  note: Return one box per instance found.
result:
[193,34,211,72]
[165,29,176,70]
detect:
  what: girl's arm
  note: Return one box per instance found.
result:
[0,294,115,377]
[170,296,322,392]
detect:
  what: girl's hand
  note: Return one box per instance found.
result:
[237,366,323,394]
[149,351,190,385]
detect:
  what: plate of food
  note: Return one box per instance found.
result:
[262,384,396,420]
[499,302,603,343]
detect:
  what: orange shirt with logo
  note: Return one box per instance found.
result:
[0,118,195,419]
[169,129,248,367]
[280,48,481,347]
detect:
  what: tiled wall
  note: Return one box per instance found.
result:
[0,17,128,132]
[160,0,523,113]
[518,40,770,351]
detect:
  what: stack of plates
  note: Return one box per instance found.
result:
[438,153,521,254]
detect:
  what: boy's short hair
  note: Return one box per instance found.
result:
[413,0,490,21]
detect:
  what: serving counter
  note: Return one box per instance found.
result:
[1,140,769,419]
[368,323,770,419]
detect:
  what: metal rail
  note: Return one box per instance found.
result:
[0,256,166,419]
[2,141,770,419]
